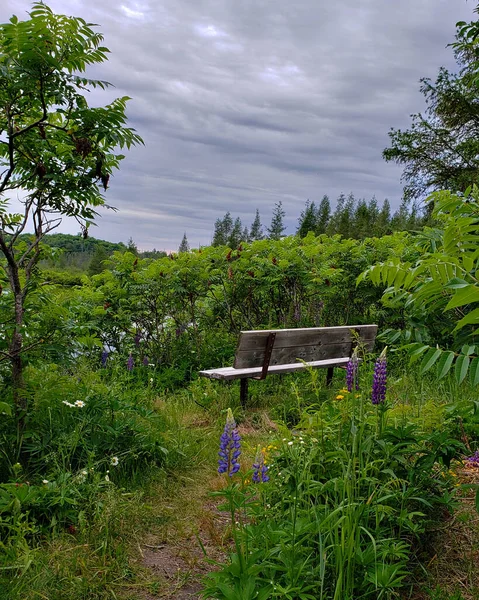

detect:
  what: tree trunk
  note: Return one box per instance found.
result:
[8,262,26,420]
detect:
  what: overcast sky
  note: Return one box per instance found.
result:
[1,0,476,250]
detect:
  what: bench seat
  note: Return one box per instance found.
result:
[199,357,351,381]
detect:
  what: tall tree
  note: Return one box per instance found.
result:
[212,217,226,246]
[353,199,370,239]
[316,195,331,235]
[0,3,142,416]
[88,245,109,276]
[212,212,233,247]
[228,217,244,248]
[127,237,139,255]
[376,199,392,236]
[267,201,286,240]
[384,9,479,200]
[390,199,410,231]
[250,209,264,241]
[297,200,317,238]
[178,233,190,253]
[327,193,345,236]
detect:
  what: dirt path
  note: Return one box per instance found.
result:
[133,415,272,599]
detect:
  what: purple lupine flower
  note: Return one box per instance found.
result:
[142,356,149,366]
[218,408,241,476]
[134,333,141,347]
[372,348,387,405]
[465,450,479,467]
[127,353,134,372]
[252,446,269,483]
[101,350,109,367]
[346,349,359,393]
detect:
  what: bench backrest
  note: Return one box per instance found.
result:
[233,325,377,369]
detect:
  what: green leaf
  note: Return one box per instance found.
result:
[437,351,455,380]
[444,278,469,289]
[454,307,479,331]
[408,345,429,364]
[445,285,479,310]
[455,354,470,385]
[470,357,479,386]
[420,348,442,374]
[0,402,12,416]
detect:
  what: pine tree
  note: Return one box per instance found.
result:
[316,195,331,234]
[127,237,138,255]
[267,201,286,240]
[250,209,264,241]
[212,212,233,247]
[377,199,391,236]
[390,199,410,231]
[353,199,370,239]
[178,232,190,253]
[88,246,109,276]
[212,217,226,246]
[297,200,317,238]
[228,217,244,248]
[327,193,345,235]
[338,193,355,238]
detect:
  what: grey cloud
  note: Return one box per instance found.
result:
[0,0,476,249]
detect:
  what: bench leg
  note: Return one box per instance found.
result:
[240,378,249,409]
[326,367,334,387]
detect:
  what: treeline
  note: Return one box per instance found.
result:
[208,194,426,248]
[22,233,167,277]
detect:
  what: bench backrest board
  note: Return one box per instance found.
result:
[233,325,377,369]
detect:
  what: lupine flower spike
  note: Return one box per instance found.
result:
[252,446,269,483]
[372,347,387,405]
[127,353,134,372]
[218,408,241,476]
[466,450,479,467]
[346,348,359,392]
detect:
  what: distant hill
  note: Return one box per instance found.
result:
[12,233,166,278]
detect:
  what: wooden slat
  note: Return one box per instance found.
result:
[236,325,377,351]
[234,342,351,369]
[199,357,351,381]
[233,325,377,369]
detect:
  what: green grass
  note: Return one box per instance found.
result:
[1,368,479,599]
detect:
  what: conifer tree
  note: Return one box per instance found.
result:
[127,237,138,255]
[390,199,410,231]
[88,246,109,276]
[316,195,331,234]
[228,217,244,248]
[212,217,226,246]
[327,193,345,235]
[212,212,233,246]
[250,209,264,241]
[353,199,370,239]
[376,199,392,236]
[267,201,286,240]
[297,200,318,238]
[178,232,190,253]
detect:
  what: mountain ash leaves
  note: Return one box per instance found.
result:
[359,187,479,385]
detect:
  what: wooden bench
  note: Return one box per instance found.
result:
[199,324,377,407]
